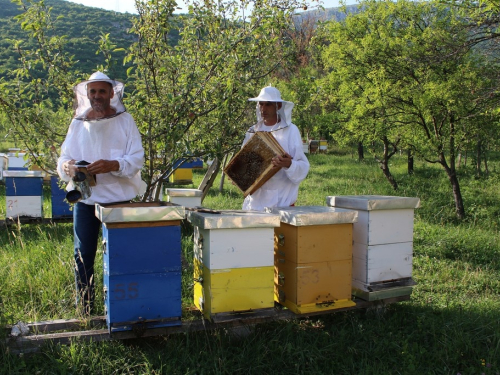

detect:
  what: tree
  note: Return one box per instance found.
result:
[318,0,500,219]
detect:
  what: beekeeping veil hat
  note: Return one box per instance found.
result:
[248,85,294,126]
[73,71,126,120]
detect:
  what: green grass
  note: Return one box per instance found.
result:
[1,151,500,375]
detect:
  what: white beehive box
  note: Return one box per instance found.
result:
[7,149,28,170]
[166,188,203,208]
[326,195,420,301]
[6,196,43,219]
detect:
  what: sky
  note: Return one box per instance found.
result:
[64,0,358,14]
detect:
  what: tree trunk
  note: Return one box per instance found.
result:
[476,139,482,177]
[483,148,489,174]
[439,153,466,219]
[407,149,414,175]
[357,141,364,161]
[376,136,398,190]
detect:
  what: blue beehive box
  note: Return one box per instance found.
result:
[173,157,203,169]
[5,171,43,196]
[96,202,185,332]
[50,176,72,219]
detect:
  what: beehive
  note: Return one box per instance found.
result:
[50,176,72,219]
[4,170,44,219]
[96,202,185,332]
[267,206,358,314]
[166,188,202,208]
[327,195,420,301]
[224,132,285,197]
[187,209,280,320]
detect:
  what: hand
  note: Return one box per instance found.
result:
[63,160,77,177]
[86,159,120,175]
[272,153,293,169]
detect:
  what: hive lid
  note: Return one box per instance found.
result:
[265,206,358,226]
[326,195,420,211]
[95,201,185,223]
[166,188,203,197]
[2,171,45,178]
[187,209,280,229]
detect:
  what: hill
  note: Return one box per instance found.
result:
[0,0,138,80]
[0,0,358,82]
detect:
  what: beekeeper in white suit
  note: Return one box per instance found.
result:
[242,85,310,211]
[57,71,145,315]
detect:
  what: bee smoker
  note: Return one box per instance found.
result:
[65,160,95,204]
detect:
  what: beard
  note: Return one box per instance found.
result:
[90,99,109,113]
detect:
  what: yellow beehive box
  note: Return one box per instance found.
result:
[267,206,358,314]
[194,258,274,319]
[169,168,193,184]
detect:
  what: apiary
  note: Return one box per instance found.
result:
[266,206,358,314]
[326,195,420,301]
[224,131,286,197]
[95,202,185,332]
[187,209,281,320]
[166,188,202,208]
[50,176,72,219]
[3,170,44,219]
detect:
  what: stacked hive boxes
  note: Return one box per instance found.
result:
[327,195,420,301]
[267,206,358,314]
[96,202,185,332]
[3,171,44,219]
[187,210,280,320]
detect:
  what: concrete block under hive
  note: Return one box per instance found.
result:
[327,195,420,301]
[96,202,185,332]
[224,131,285,197]
[4,171,44,219]
[187,209,280,320]
[166,188,202,208]
[266,206,358,314]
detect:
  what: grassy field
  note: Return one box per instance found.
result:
[1,149,499,374]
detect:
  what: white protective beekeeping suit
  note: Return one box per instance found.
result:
[57,72,145,204]
[242,86,310,211]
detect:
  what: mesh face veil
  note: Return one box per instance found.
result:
[73,71,126,121]
[247,86,294,132]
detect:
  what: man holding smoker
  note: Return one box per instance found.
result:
[57,72,145,315]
